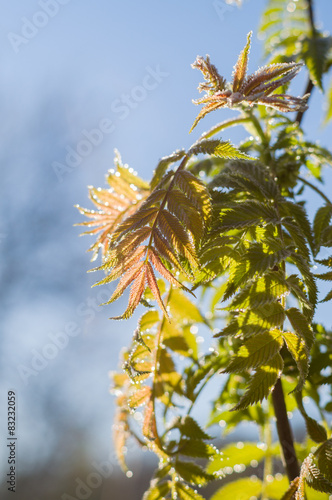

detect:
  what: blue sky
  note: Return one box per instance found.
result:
[1,0,332,487]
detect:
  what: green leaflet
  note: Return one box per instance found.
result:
[167,189,204,242]
[315,439,332,482]
[139,310,160,332]
[175,169,212,218]
[232,353,284,410]
[324,81,332,124]
[228,271,289,311]
[168,289,204,323]
[281,218,310,261]
[150,150,186,190]
[210,477,263,500]
[142,481,171,500]
[162,321,191,357]
[207,442,265,474]
[185,353,224,401]
[219,200,279,230]
[306,463,332,494]
[286,307,315,350]
[175,416,213,441]
[264,476,290,500]
[174,460,215,486]
[188,138,254,160]
[320,289,332,303]
[301,35,332,91]
[178,439,217,459]
[296,393,328,443]
[315,271,332,282]
[282,331,309,391]
[314,204,332,250]
[290,253,318,312]
[175,482,206,500]
[222,242,293,302]
[210,161,280,201]
[224,329,284,373]
[315,256,332,302]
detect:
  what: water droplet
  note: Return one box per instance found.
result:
[287,2,296,12]
[126,470,133,478]
[257,442,267,450]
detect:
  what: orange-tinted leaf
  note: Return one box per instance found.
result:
[128,385,152,409]
[106,261,144,304]
[142,399,158,440]
[146,262,168,317]
[150,248,193,293]
[232,31,252,92]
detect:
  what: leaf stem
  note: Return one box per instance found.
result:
[145,154,190,263]
[247,109,268,145]
[200,116,251,140]
[298,175,332,205]
[150,286,173,448]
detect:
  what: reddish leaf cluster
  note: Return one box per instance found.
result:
[190,31,309,132]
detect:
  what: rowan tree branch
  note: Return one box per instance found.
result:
[272,379,300,481]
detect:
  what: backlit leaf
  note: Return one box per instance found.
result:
[233,353,283,410]
[210,477,262,500]
[207,443,265,474]
[224,330,284,373]
[174,460,215,486]
[175,482,206,500]
[128,385,151,409]
[232,31,252,92]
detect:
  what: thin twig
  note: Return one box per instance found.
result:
[298,175,332,205]
[295,0,316,125]
[295,79,314,125]
[307,0,316,34]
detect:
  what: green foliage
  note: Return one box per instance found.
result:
[76,2,332,498]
